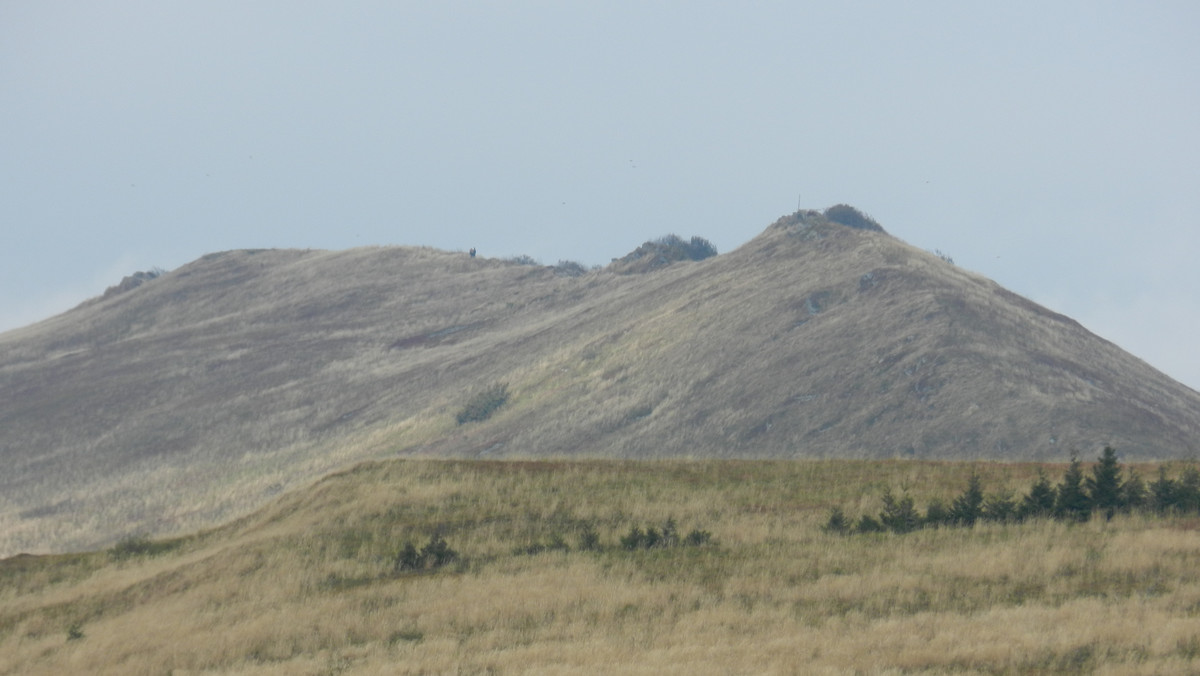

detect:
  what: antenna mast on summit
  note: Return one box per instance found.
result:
[797,193,802,212]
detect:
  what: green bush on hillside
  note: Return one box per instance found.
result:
[823,507,851,534]
[823,204,884,232]
[606,232,719,274]
[455,383,510,424]
[504,516,712,556]
[619,517,714,550]
[394,533,458,572]
[879,490,921,533]
[108,534,182,560]
[578,524,602,551]
[682,528,714,547]
[553,260,591,277]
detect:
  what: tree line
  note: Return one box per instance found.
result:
[825,447,1200,535]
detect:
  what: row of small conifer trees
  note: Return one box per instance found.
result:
[394,518,715,574]
[825,447,1200,535]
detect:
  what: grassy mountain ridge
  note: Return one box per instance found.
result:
[2,209,1198,555]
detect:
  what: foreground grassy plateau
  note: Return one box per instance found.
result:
[3,459,1200,675]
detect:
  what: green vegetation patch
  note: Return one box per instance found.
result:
[455,382,510,424]
[823,203,885,232]
[108,534,185,560]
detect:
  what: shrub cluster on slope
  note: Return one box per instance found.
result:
[107,535,184,560]
[513,517,715,555]
[826,447,1197,535]
[822,204,885,232]
[393,533,458,572]
[455,383,510,424]
[608,234,718,273]
[618,517,714,550]
[96,267,167,301]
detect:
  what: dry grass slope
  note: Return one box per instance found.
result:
[2,210,1199,556]
[3,458,1200,674]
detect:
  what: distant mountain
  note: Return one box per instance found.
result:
[2,207,1197,555]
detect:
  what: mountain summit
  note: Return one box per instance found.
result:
[2,208,1197,554]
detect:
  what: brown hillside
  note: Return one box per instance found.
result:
[1,209,1198,555]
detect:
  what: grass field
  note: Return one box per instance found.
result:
[3,458,1200,674]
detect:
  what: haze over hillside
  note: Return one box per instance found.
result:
[1,207,1198,555]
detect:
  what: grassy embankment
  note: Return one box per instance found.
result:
[3,458,1200,674]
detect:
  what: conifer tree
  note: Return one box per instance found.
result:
[923,498,951,528]
[1086,446,1124,518]
[982,491,1017,523]
[823,507,851,535]
[1055,453,1091,522]
[1122,469,1147,512]
[950,472,985,526]
[1148,466,1177,513]
[1178,466,1200,513]
[1019,470,1057,521]
[855,514,885,534]
[880,489,920,534]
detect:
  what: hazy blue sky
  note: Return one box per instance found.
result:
[3,2,1198,390]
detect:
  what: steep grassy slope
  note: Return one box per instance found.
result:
[4,458,1200,675]
[456,213,1199,463]
[2,210,1198,555]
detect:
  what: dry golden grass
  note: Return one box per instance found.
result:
[3,458,1200,674]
